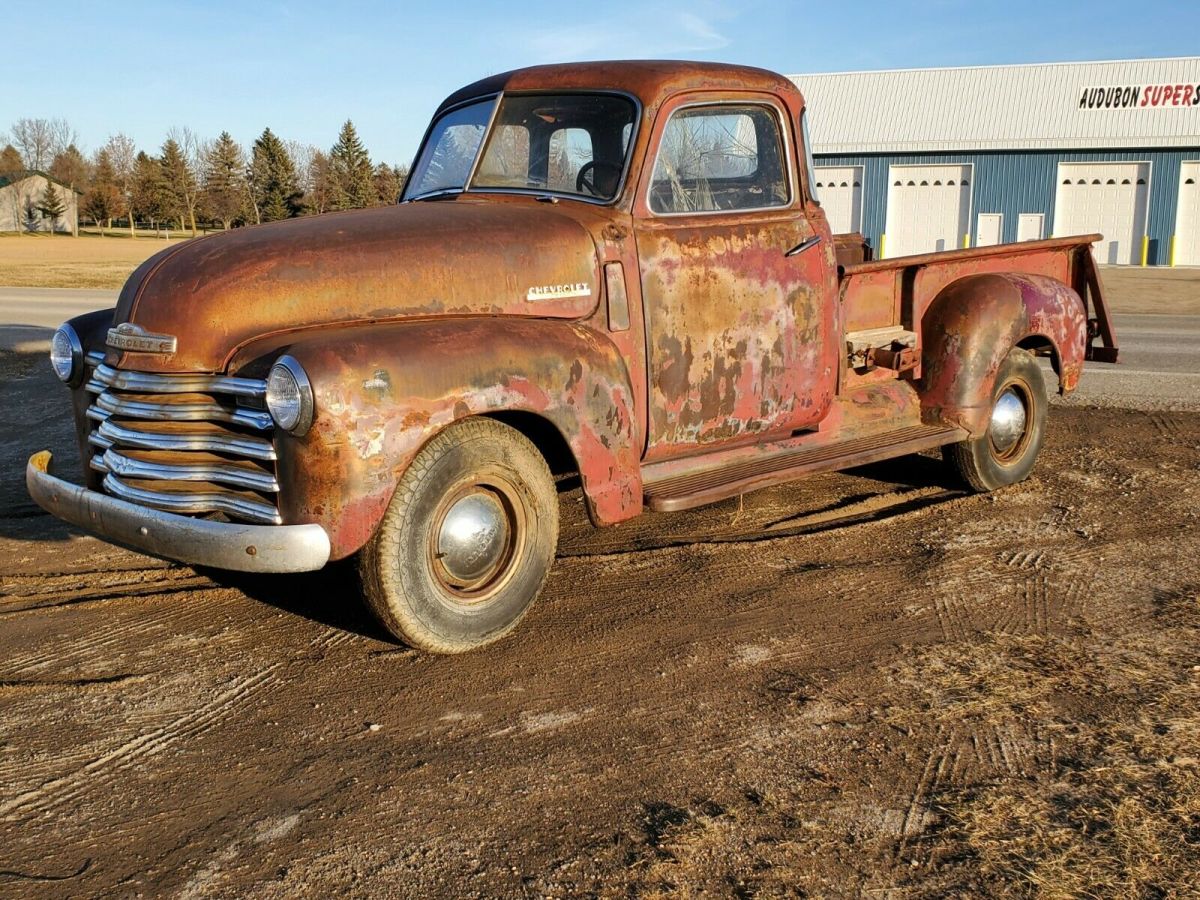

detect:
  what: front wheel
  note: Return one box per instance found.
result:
[943,346,1047,492]
[359,418,559,653]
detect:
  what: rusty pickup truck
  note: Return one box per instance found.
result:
[29,61,1118,653]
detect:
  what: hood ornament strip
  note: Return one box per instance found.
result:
[106,323,178,354]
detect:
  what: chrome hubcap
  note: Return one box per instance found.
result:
[436,489,511,589]
[990,388,1027,455]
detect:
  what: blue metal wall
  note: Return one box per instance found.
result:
[815,148,1200,265]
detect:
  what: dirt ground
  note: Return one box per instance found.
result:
[1,338,1198,896]
[0,232,191,289]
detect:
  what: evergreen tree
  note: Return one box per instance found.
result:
[0,144,24,178]
[329,120,374,210]
[202,131,246,229]
[159,138,194,230]
[248,128,301,223]
[38,180,66,231]
[132,151,167,229]
[83,148,124,235]
[372,162,400,206]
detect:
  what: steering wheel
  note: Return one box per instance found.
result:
[576,161,623,197]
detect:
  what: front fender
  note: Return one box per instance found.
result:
[264,318,642,560]
[919,273,1086,436]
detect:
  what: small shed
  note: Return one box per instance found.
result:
[0,171,81,234]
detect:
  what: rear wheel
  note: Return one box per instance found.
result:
[944,346,1047,492]
[359,418,559,653]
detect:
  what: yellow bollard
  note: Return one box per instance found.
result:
[1141,234,1149,267]
[879,233,886,259]
[1170,235,1177,267]
[963,233,970,249]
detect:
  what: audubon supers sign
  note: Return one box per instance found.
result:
[1079,83,1200,109]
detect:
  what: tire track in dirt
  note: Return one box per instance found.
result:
[0,665,281,822]
[0,673,149,692]
[0,598,226,677]
[1148,411,1187,439]
[893,725,958,867]
[0,576,214,617]
[1,564,210,604]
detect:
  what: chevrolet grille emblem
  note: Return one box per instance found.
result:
[106,323,178,354]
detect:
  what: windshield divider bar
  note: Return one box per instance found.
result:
[463,92,504,193]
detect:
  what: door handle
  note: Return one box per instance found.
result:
[785,235,822,257]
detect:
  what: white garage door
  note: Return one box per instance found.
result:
[814,166,863,234]
[1054,162,1149,266]
[884,164,972,257]
[1175,162,1200,266]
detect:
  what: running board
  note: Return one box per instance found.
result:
[642,424,965,513]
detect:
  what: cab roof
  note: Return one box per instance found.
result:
[436,60,806,117]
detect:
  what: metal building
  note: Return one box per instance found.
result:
[791,58,1200,265]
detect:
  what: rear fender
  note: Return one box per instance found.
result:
[918,273,1086,436]
[260,318,642,560]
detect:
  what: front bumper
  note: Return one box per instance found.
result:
[26,450,330,573]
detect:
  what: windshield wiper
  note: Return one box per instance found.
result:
[406,189,463,202]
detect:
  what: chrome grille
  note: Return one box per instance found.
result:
[84,361,281,525]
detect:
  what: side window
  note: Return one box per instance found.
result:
[649,104,789,214]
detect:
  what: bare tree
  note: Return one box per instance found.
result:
[304,150,335,215]
[9,119,52,171]
[49,145,88,236]
[103,133,137,237]
[286,141,316,189]
[5,178,28,235]
[168,127,205,235]
[48,119,77,163]
[8,117,76,171]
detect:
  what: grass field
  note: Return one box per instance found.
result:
[0,231,193,289]
[0,230,1198,313]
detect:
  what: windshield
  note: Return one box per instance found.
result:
[405,98,496,198]
[405,93,637,202]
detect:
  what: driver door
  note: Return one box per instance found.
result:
[634,92,836,462]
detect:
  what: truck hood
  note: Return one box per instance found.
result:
[109,200,601,372]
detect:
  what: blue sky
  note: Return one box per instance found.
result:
[4,1,1197,166]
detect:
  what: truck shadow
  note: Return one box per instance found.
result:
[198,559,397,644]
[842,451,965,491]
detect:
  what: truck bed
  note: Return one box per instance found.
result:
[836,234,1119,363]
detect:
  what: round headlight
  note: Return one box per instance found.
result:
[50,325,83,385]
[266,355,314,435]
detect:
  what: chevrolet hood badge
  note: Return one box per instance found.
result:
[106,323,178,354]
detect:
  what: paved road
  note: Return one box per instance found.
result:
[1053,313,1200,411]
[0,286,118,326]
[0,287,118,352]
[1,286,1197,409]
